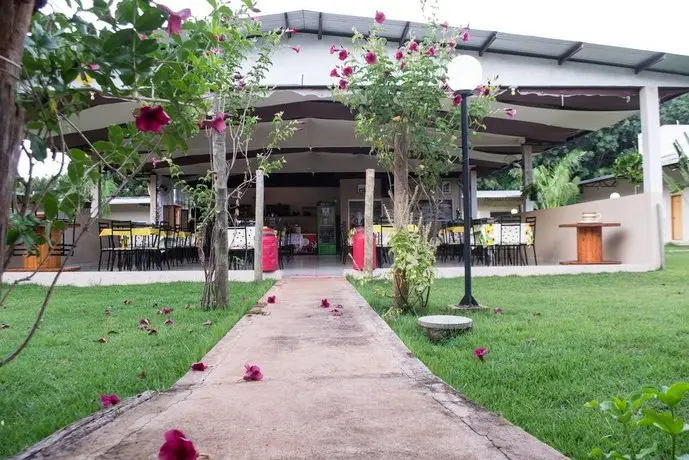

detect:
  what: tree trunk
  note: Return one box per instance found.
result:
[392,125,410,308]
[212,98,229,308]
[0,1,36,286]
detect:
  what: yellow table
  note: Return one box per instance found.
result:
[99,227,190,238]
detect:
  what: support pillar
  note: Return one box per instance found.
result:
[147,174,157,224]
[364,169,375,273]
[470,168,478,219]
[522,144,534,212]
[254,170,264,281]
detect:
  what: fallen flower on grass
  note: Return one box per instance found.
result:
[123,300,132,305]
[158,429,198,460]
[321,298,330,308]
[267,295,276,304]
[100,394,120,408]
[473,347,488,361]
[148,328,158,335]
[243,364,263,381]
[139,318,150,329]
[164,319,174,325]
[492,308,504,314]
[0,324,9,329]
[191,362,208,371]
[157,307,174,315]
[96,337,109,343]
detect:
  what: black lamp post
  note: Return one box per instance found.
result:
[447,55,483,308]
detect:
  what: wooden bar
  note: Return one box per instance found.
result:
[559,222,621,265]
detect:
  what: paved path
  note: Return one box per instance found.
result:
[38,278,564,460]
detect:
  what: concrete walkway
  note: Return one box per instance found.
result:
[36,278,564,460]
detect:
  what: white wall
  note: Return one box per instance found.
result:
[107,204,151,224]
[476,198,523,218]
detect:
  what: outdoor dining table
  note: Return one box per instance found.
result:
[98,227,191,238]
[558,222,621,265]
[440,223,534,247]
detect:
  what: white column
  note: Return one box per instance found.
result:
[640,86,663,197]
[147,174,157,224]
[522,144,534,212]
[253,170,264,281]
[470,168,478,219]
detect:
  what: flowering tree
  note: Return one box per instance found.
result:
[332,11,500,310]
[0,0,294,365]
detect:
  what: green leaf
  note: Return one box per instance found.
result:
[43,192,59,219]
[115,0,135,23]
[105,29,134,50]
[137,9,165,32]
[29,134,47,161]
[662,382,689,407]
[68,148,90,163]
[640,409,686,435]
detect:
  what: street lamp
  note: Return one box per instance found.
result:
[447,54,483,308]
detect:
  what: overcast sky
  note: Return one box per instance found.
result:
[22,0,689,178]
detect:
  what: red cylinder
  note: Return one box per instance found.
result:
[262,227,279,272]
[352,227,377,271]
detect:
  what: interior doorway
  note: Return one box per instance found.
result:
[671,194,683,241]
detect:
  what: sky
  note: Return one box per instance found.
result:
[22,0,689,178]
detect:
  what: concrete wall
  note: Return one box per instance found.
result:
[524,192,662,267]
[581,179,639,202]
[476,198,523,218]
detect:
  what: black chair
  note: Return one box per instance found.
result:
[98,221,115,271]
[498,216,525,266]
[228,226,253,270]
[110,221,135,271]
[524,216,538,265]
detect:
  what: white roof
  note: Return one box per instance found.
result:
[476,190,522,199]
[109,196,150,205]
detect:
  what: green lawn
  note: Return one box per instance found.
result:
[0,281,272,458]
[353,251,689,459]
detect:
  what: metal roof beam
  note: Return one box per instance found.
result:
[635,52,666,74]
[284,12,292,38]
[317,13,323,40]
[398,21,410,44]
[558,42,584,65]
[479,32,498,56]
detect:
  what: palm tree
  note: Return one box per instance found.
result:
[524,150,583,209]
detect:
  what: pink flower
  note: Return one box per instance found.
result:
[408,41,419,52]
[447,38,456,49]
[329,44,339,55]
[338,49,348,61]
[338,79,348,90]
[426,46,437,57]
[243,364,263,381]
[159,429,198,460]
[156,4,192,36]
[341,66,353,77]
[452,93,463,106]
[237,79,246,90]
[440,21,449,29]
[285,27,297,34]
[329,68,339,77]
[321,298,330,308]
[151,156,160,168]
[135,106,171,133]
[100,394,120,408]
[477,85,491,96]
[290,46,301,53]
[267,295,276,304]
[473,347,488,361]
[492,307,504,314]
[191,362,207,371]
[364,51,377,65]
[205,112,227,133]
[394,50,404,61]
[460,29,470,42]
[86,63,100,71]
[374,11,386,24]
[214,34,225,42]
[139,33,148,40]
[504,108,517,119]
[163,307,173,315]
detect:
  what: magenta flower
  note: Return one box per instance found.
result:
[139,318,150,328]
[341,66,353,77]
[364,51,377,65]
[135,106,171,133]
[375,11,386,24]
[440,21,449,29]
[151,156,160,168]
[204,112,227,133]
[100,394,121,408]
[214,34,225,42]
[290,46,301,53]
[460,29,470,42]
[243,364,264,381]
[426,46,437,57]
[165,319,174,325]
[447,38,456,49]
[156,4,192,36]
[267,295,276,304]
[394,50,404,61]
[473,347,488,361]
[477,85,491,96]
[408,41,419,52]
[139,33,148,40]
[492,307,504,314]
[163,307,173,315]
[285,27,297,35]
[86,63,100,71]
[158,429,198,460]
[191,362,207,371]
[338,49,349,61]
[452,93,463,106]
[329,68,340,77]
[338,79,348,90]
[329,44,339,55]
[321,298,331,308]
[504,108,517,119]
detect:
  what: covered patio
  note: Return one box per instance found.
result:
[12,9,689,279]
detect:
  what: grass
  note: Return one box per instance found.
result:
[353,251,689,459]
[0,281,273,458]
